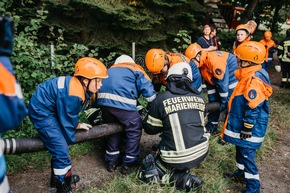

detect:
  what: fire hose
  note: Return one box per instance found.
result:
[1,102,220,155]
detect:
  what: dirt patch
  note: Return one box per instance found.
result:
[8,64,290,193]
[8,133,160,193]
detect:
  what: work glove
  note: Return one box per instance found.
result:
[84,108,103,125]
[269,46,277,53]
[77,123,92,131]
[240,127,252,140]
[137,105,148,121]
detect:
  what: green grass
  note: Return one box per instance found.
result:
[5,88,290,193]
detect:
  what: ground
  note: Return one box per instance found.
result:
[8,65,290,193]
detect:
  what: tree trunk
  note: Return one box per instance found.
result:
[271,4,282,33]
[240,0,259,24]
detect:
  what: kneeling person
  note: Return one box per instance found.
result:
[139,62,210,192]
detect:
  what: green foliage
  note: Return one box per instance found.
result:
[3,7,115,139]
[172,30,191,53]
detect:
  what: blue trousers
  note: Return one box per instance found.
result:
[236,146,260,193]
[31,117,71,182]
[101,106,142,166]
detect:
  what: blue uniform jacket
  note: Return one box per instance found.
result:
[200,51,238,106]
[97,63,156,111]
[222,65,273,149]
[28,76,89,144]
[0,56,27,193]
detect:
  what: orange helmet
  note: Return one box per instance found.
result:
[264,30,272,39]
[235,24,250,34]
[74,57,108,79]
[145,49,165,74]
[184,43,202,60]
[234,41,266,64]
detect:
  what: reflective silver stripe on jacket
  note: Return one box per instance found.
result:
[224,129,264,143]
[98,93,137,105]
[58,76,65,89]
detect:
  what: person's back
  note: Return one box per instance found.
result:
[140,62,208,192]
[97,55,156,174]
[185,43,238,133]
[98,55,156,110]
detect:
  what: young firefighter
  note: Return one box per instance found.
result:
[185,43,238,134]
[221,41,273,193]
[277,28,290,88]
[0,14,27,193]
[233,24,251,53]
[28,57,108,193]
[97,55,156,174]
[145,48,202,93]
[259,30,277,71]
[138,62,209,192]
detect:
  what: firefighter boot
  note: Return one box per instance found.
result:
[55,179,73,193]
[174,172,203,192]
[184,174,203,192]
[51,170,80,187]
[224,169,246,184]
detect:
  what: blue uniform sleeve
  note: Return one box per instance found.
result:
[0,58,27,132]
[56,78,84,144]
[189,60,202,93]
[135,71,156,103]
[211,70,229,106]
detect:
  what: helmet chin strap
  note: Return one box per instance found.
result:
[77,76,93,95]
[85,79,93,95]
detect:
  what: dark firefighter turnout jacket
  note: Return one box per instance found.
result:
[143,81,210,170]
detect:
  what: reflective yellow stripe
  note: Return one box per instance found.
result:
[169,113,185,151]
[244,122,254,129]
[160,142,209,164]
[146,115,163,127]
[160,133,210,158]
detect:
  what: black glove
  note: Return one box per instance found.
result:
[137,105,149,121]
[240,126,252,140]
[269,46,277,53]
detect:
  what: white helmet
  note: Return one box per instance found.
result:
[274,65,281,72]
[166,62,192,81]
[114,54,134,64]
